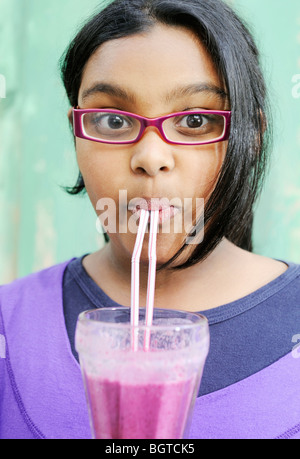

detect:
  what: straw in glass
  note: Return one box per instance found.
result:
[144,210,159,351]
[130,209,149,350]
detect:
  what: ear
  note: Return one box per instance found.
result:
[67,107,73,127]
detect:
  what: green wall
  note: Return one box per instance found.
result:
[0,0,299,283]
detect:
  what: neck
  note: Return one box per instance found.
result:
[84,237,230,307]
[83,238,288,312]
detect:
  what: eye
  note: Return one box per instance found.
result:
[180,114,208,128]
[94,113,131,130]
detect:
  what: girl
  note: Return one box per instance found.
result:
[1,0,299,439]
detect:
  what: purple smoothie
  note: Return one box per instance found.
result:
[85,372,197,439]
[75,308,209,439]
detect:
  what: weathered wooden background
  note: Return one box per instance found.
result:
[0,0,299,284]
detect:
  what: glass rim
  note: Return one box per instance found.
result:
[77,307,209,331]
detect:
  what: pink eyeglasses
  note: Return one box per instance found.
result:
[72,108,231,146]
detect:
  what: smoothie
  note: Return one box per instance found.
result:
[84,372,197,439]
[75,307,209,439]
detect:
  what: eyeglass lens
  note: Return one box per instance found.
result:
[82,111,226,144]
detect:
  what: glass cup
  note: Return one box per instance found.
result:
[75,307,209,439]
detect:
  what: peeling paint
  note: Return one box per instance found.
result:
[0,74,6,99]
[0,0,300,283]
[34,201,57,272]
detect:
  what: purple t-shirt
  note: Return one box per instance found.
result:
[0,260,300,439]
[63,256,300,396]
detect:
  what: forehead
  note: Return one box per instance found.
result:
[79,24,226,109]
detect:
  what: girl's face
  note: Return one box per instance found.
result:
[72,24,229,266]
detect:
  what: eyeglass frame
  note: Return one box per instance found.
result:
[72,107,231,146]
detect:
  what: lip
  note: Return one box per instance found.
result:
[128,197,181,224]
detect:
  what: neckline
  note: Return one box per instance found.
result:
[203,260,299,324]
[68,256,300,325]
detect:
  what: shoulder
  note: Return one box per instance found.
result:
[0,259,74,343]
[226,241,289,277]
[225,241,296,283]
[0,260,70,307]
[205,241,300,308]
[227,246,300,307]
[0,259,73,292]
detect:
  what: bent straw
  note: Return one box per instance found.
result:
[131,209,149,351]
[144,210,159,351]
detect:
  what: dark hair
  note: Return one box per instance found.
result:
[60,0,272,269]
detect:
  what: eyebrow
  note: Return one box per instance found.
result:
[165,83,228,103]
[81,81,228,104]
[81,82,136,103]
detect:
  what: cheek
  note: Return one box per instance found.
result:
[75,140,118,206]
[186,142,227,199]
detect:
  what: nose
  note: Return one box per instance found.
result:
[130,128,175,176]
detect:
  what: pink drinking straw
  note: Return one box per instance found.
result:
[131,209,150,351]
[144,210,159,351]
